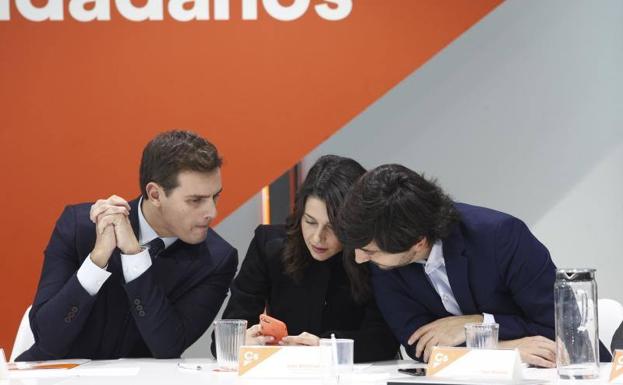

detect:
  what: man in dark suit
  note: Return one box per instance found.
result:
[337,164,610,368]
[17,130,238,361]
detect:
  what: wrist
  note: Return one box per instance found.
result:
[120,243,142,255]
[90,249,110,268]
[497,339,519,349]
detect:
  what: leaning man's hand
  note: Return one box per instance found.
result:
[498,336,556,368]
[408,314,484,362]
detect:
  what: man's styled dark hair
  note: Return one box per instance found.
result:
[139,130,222,199]
[282,155,366,297]
[337,164,460,254]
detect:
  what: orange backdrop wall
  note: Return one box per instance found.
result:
[0,0,501,355]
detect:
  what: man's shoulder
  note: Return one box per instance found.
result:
[453,203,534,253]
[45,202,99,260]
[55,201,96,229]
[62,201,94,215]
[205,227,233,247]
[204,228,236,256]
[455,202,520,229]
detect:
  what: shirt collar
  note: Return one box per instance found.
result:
[138,197,178,249]
[416,240,444,274]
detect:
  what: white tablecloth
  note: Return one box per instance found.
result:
[3,358,615,385]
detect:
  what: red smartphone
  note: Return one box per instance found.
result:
[259,314,288,344]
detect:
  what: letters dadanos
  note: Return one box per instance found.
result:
[0,0,352,22]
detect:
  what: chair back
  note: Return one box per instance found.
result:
[598,298,623,353]
[10,305,34,362]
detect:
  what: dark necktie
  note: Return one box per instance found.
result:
[145,238,165,260]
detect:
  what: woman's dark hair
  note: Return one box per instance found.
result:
[140,130,222,199]
[336,164,460,297]
[282,155,368,301]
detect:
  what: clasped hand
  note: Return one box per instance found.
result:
[89,195,141,268]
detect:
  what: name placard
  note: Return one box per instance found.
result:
[426,346,523,382]
[610,350,623,383]
[238,345,331,378]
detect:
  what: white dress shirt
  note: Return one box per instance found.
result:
[76,198,177,296]
[418,240,495,324]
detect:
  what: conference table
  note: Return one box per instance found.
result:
[4,358,617,385]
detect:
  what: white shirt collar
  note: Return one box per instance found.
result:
[416,240,444,274]
[138,197,178,249]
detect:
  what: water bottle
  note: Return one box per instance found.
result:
[554,268,600,379]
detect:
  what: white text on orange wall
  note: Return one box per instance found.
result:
[0,0,352,22]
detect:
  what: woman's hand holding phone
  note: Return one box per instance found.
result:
[279,331,320,346]
[259,314,288,344]
[249,315,319,346]
[245,324,275,345]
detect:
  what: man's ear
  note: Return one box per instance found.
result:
[413,237,430,252]
[145,182,163,207]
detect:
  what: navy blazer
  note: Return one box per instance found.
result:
[17,198,237,361]
[371,203,611,361]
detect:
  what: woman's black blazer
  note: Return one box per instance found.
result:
[216,224,398,363]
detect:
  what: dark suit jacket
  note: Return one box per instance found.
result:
[371,203,611,362]
[17,198,237,361]
[214,225,398,363]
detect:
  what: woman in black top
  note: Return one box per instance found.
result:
[217,155,398,362]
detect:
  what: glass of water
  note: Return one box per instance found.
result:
[464,322,498,349]
[214,319,247,371]
[319,338,354,373]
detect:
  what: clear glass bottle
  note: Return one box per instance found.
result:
[554,268,600,379]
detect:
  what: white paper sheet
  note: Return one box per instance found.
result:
[9,367,140,379]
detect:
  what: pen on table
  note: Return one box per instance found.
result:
[177,362,203,371]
